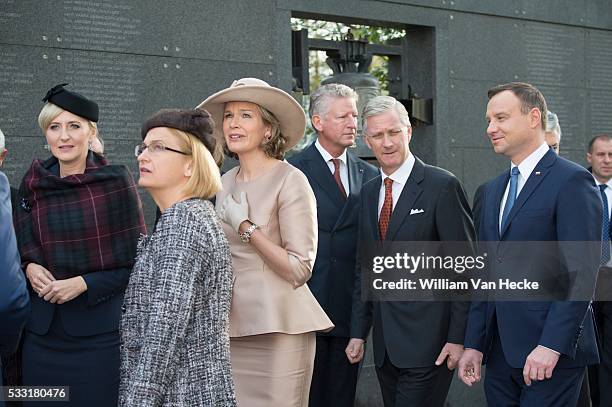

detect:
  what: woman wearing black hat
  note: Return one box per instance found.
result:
[12,84,146,406]
[119,108,236,406]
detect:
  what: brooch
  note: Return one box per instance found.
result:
[20,198,32,213]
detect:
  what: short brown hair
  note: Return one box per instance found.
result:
[488,82,547,130]
[588,134,612,153]
[223,104,287,160]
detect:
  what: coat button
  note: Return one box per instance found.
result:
[121,305,127,313]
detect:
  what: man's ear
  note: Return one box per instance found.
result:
[312,115,324,132]
[529,108,542,130]
[364,135,372,150]
[405,126,413,144]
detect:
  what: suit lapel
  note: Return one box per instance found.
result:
[385,157,425,242]
[366,175,382,240]
[303,144,345,210]
[334,152,364,228]
[500,150,556,238]
[490,172,509,240]
[347,152,364,201]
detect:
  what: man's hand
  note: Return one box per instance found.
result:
[435,342,465,370]
[523,345,560,386]
[345,338,365,364]
[457,348,483,387]
[40,276,87,304]
[25,262,55,294]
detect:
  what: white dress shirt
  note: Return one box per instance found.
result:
[315,139,349,195]
[498,143,550,231]
[377,154,416,219]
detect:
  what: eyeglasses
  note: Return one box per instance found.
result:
[134,141,189,157]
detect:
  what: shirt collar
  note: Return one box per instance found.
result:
[381,153,415,186]
[315,139,347,165]
[593,175,612,188]
[513,143,549,180]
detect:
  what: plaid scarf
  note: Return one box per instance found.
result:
[13,152,146,280]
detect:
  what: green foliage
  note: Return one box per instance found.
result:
[291,19,404,42]
[349,26,405,43]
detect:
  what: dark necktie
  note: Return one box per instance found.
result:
[331,158,347,199]
[600,184,610,264]
[501,167,519,231]
[379,177,394,240]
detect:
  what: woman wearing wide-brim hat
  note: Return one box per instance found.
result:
[199,78,333,407]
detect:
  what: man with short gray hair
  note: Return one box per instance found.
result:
[290,83,378,407]
[347,95,475,406]
[0,127,7,167]
[545,111,562,154]
[0,128,17,209]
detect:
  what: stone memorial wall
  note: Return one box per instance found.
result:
[2,2,611,404]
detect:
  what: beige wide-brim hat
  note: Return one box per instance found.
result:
[197,77,306,152]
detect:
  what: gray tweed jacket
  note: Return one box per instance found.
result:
[119,199,236,406]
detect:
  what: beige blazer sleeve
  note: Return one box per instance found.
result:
[277,168,318,288]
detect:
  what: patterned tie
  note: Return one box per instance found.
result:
[379,177,394,240]
[600,184,610,264]
[501,167,520,232]
[331,159,347,199]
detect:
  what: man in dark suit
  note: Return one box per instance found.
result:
[0,171,30,402]
[346,95,475,406]
[458,82,601,406]
[0,128,17,209]
[587,133,612,407]
[289,83,378,407]
[484,109,593,407]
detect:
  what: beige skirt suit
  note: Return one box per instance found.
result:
[217,161,334,407]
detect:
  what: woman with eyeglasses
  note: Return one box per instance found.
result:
[12,84,146,406]
[119,108,236,406]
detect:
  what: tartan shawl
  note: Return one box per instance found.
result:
[13,152,146,280]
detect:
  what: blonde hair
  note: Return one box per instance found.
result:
[170,128,221,199]
[38,102,98,135]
